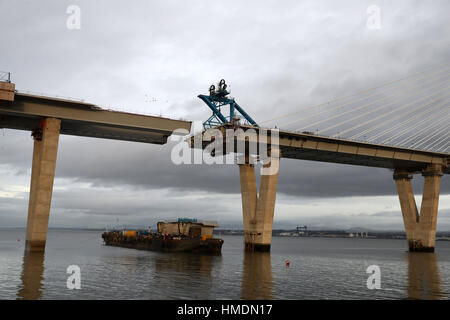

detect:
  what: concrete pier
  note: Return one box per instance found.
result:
[1,81,191,254]
[25,118,61,252]
[239,158,279,252]
[394,164,443,252]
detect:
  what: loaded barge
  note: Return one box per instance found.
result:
[102,219,224,254]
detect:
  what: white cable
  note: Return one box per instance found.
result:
[259,63,450,125]
[344,93,450,140]
[393,115,448,146]
[428,139,448,152]
[277,69,450,129]
[435,137,450,152]
[291,73,450,133]
[366,100,448,142]
[410,116,450,148]
[349,96,449,140]
[379,107,449,144]
[395,110,449,146]
[424,130,450,150]
[410,117,450,149]
[325,79,450,137]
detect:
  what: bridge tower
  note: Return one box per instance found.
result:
[199,80,280,251]
[394,164,443,252]
[25,118,61,252]
[239,156,280,252]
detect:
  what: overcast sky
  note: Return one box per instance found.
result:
[0,0,449,231]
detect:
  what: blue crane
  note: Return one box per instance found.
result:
[199,79,258,130]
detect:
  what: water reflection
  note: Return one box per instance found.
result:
[17,251,45,300]
[241,252,273,299]
[154,253,217,275]
[12,240,446,300]
[407,252,442,300]
[153,253,220,298]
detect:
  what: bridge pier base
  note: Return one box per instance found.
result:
[394,164,443,252]
[239,158,279,252]
[25,118,61,252]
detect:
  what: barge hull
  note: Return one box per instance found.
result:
[102,236,223,254]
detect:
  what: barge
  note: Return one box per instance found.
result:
[102,219,224,254]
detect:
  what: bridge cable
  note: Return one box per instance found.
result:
[394,109,450,146]
[367,103,448,143]
[378,104,450,144]
[386,109,449,146]
[259,63,450,125]
[295,74,450,135]
[349,98,448,140]
[330,86,450,139]
[277,68,450,130]
[408,115,450,149]
[362,100,448,141]
[421,129,450,151]
[435,137,449,152]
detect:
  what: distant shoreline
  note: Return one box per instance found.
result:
[214,229,450,241]
[1,227,450,241]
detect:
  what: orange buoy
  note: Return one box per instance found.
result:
[285,259,290,267]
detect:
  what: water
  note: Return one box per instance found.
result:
[0,228,449,300]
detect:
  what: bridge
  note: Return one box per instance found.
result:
[192,73,449,253]
[191,123,448,252]
[0,67,449,254]
[0,77,191,252]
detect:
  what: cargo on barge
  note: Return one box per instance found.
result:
[102,219,224,254]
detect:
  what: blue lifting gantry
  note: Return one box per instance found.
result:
[199,79,259,130]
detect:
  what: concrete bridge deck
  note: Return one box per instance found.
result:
[191,123,448,252]
[191,123,449,174]
[0,91,191,144]
[0,82,191,252]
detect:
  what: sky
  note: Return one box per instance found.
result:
[0,0,449,230]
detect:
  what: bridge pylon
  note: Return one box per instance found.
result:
[394,164,443,252]
[25,118,61,252]
[239,151,280,252]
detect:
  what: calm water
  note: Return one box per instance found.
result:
[0,228,449,300]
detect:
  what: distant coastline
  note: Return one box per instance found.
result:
[214,229,450,241]
[1,227,450,241]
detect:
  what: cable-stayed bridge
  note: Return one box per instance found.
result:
[0,65,448,254]
[193,67,449,253]
[259,64,449,153]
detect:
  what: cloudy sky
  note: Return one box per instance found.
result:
[0,0,449,231]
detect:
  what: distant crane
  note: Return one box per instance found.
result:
[199,79,259,129]
[296,225,308,235]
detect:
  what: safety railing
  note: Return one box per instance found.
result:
[0,71,11,83]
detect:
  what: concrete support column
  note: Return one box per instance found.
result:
[394,164,443,252]
[239,164,258,248]
[239,154,279,252]
[25,118,61,252]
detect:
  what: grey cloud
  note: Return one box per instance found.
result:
[0,0,449,228]
[1,129,449,198]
